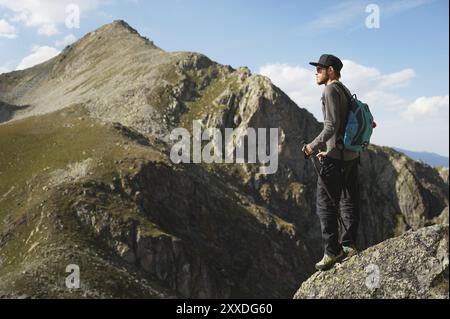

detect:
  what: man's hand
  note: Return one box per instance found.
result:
[316,151,328,161]
[302,144,314,157]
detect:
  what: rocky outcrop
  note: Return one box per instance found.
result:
[0,101,31,123]
[436,166,449,184]
[70,158,315,298]
[294,224,449,299]
[356,147,448,249]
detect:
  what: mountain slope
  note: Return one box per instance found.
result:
[394,147,449,168]
[0,107,314,298]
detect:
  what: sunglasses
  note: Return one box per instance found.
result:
[316,66,329,72]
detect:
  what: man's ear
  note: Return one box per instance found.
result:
[328,66,335,75]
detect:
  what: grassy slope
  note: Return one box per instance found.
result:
[0,102,301,298]
[0,106,177,298]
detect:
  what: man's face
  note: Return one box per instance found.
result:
[315,66,329,85]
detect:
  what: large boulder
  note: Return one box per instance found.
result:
[294,224,449,299]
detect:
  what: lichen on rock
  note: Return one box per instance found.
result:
[294,224,449,299]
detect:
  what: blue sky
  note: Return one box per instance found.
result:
[1,0,449,156]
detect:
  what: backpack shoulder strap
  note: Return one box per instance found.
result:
[332,81,354,130]
[330,82,351,160]
[332,81,353,104]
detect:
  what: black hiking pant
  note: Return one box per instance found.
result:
[316,156,360,256]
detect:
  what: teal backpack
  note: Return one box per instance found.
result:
[334,82,375,152]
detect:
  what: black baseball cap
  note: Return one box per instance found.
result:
[309,54,343,73]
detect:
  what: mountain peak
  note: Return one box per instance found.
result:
[83,19,159,51]
[105,19,139,34]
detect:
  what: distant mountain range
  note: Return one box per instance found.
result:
[394,148,449,167]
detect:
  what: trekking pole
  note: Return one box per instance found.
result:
[301,141,350,237]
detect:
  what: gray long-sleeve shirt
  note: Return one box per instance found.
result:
[310,81,360,161]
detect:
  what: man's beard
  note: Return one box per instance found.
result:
[318,74,329,85]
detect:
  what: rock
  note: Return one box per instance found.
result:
[436,166,449,184]
[432,206,449,225]
[294,225,449,299]
[355,147,449,249]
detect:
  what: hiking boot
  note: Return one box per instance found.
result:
[343,245,358,258]
[315,250,345,271]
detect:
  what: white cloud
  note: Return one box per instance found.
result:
[258,63,322,110]
[0,0,109,36]
[16,45,60,70]
[258,60,449,156]
[259,60,415,118]
[402,95,449,121]
[55,34,77,47]
[383,0,436,16]
[0,18,17,38]
[338,60,415,93]
[300,0,435,33]
[38,23,60,36]
[302,1,367,33]
[379,69,416,89]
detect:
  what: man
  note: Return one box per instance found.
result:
[303,54,360,271]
